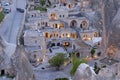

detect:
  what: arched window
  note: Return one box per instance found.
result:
[45,22,48,26]
[94,32,98,37]
[60,23,64,28]
[68,3,72,8]
[53,24,58,28]
[50,13,58,20]
[45,32,50,38]
[70,20,77,28]
[38,23,40,26]
[63,42,70,47]
[80,21,88,29]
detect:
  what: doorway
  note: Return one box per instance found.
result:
[1,69,5,76]
[57,43,60,46]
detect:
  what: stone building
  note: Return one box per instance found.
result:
[24,30,46,65]
[24,0,102,63]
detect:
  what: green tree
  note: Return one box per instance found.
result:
[39,0,46,6]
[70,56,87,76]
[49,53,66,70]
[90,48,96,58]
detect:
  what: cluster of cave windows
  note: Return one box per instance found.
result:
[82,32,99,41]
[40,22,48,26]
[70,20,88,29]
[53,23,64,29]
[45,32,77,39]
[82,34,92,40]
[59,15,65,18]
[50,42,70,47]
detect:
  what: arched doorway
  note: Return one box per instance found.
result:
[63,42,70,47]
[68,3,72,8]
[45,32,50,38]
[50,13,58,20]
[38,23,40,26]
[76,52,80,58]
[52,31,59,38]
[94,32,98,37]
[45,22,48,26]
[83,34,89,40]
[57,43,60,46]
[53,24,58,28]
[70,20,77,28]
[80,21,88,29]
[1,70,5,76]
[51,43,55,47]
[59,23,64,28]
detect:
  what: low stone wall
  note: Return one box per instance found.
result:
[17,10,26,45]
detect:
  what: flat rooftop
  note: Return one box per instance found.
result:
[100,57,119,66]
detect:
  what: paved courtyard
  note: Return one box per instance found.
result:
[34,62,72,80]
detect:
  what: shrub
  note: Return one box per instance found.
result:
[94,62,100,74]
[0,11,5,23]
[90,48,96,58]
[55,78,69,80]
[34,6,47,12]
[70,56,87,76]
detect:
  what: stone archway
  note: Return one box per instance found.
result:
[50,13,58,20]
[80,21,88,29]
[45,32,50,38]
[53,24,58,28]
[68,3,72,8]
[70,20,77,28]
[94,32,98,37]
[52,31,59,37]
[59,23,64,28]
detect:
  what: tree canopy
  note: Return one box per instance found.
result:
[49,53,67,70]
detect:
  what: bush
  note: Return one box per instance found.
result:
[90,48,96,58]
[6,73,15,79]
[70,56,87,76]
[49,53,67,70]
[94,62,100,74]
[55,78,69,80]
[39,0,46,6]
[34,6,47,12]
[0,11,5,23]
